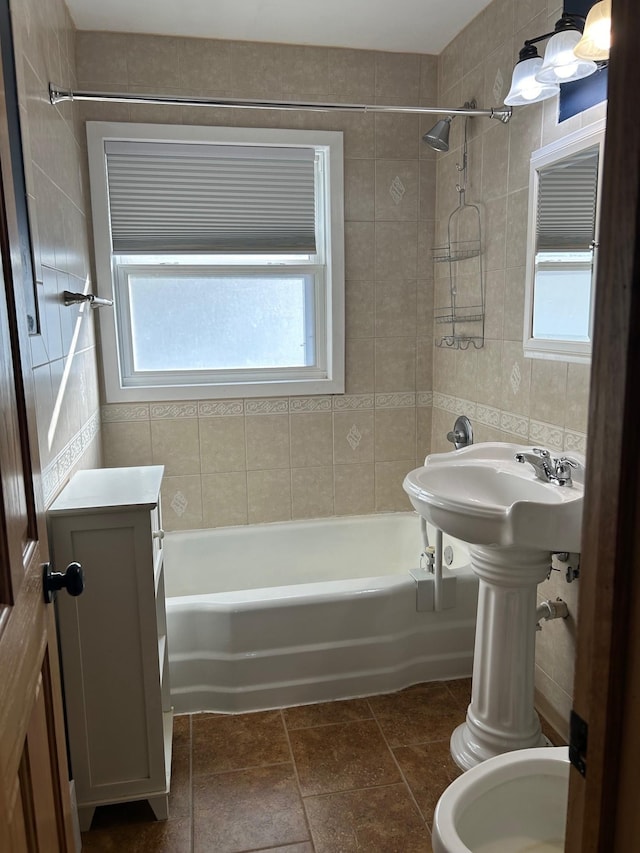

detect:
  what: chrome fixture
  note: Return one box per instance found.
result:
[423,116,452,151]
[63,290,113,308]
[515,448,579,486]
[447,415,474,450]
[505,9,609,106]
[48,83,512,123]
[422,100,490,153]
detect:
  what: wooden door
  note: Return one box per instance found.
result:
[566,0,640,849]
[0,35,75,853]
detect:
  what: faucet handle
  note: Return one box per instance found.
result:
[532,447,552,458]
[556,456,578,467]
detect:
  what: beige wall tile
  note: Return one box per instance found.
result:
[247,469,292,523]
[416,407,432,463]
[102,421,152,469]
[375,280,417,337]
[76,31,129,85]
[416,337,433,393]
[202,472,248,528]
[374,114,420,160]
[375,221,418,279]
[345,159,375,221]
[345,339,375,393]
[530,359,568,426]
[161,474,203,531]
[290,413,333,468]
[375,460,414,512]
[151,417,200,475]
[345,281,375,339]
[374,53,420,102]
[333,410,374,465]
[199,417,246,473]
[501,340,532,417]
[345,221,375,280]
[334,463,374,516]
[176,38,231,94]
[327,48,375,102]
[375,337,416,392]
[565,363,591,434]
[291,467,334,519]
[374,408,416,462]
[245,414,290,471]
[126,34,180,88]
[375,161,419,222]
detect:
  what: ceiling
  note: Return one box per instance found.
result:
[64,0,494,55]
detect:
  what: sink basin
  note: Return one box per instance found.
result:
[403,442,584,552]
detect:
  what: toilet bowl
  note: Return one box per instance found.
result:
[432,746,569,853]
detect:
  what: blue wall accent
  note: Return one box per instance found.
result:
[559,0,608,122]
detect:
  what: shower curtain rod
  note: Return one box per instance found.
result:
[48,84,512,122]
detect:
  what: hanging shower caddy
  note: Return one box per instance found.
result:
[433,117,485,349]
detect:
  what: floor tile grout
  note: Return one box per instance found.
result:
[280,707,317,852]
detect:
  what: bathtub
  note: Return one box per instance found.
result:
[164,512,478,714]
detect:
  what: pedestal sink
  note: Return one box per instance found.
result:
[403,442,584,771]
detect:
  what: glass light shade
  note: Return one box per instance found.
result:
[574,0,611,61]
[505,57,560,106]
[536,29,598,83]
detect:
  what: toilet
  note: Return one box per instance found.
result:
[432,746,570,853]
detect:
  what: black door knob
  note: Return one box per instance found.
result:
[43,562,85,604]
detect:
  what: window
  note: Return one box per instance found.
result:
[87,123,344,401]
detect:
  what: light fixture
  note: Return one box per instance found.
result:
[506,9,607,106]
[574,0,611,61]
[505,45,560,106]
[536,15,597,83]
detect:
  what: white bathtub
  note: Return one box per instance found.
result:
[164,512,478,714]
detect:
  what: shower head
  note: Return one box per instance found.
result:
[422,116,452,151]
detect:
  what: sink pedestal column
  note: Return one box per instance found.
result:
[450,544,551,771]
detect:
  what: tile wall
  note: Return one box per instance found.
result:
[434,0,605,735]
[75,32,439,528]
[10,0,101,504]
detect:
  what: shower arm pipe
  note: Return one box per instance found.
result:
[48,83,512,122]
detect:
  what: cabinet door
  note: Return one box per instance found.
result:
[53,510,167,804]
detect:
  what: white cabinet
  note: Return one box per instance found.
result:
[48,466,171,832]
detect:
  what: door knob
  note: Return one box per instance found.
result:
[43,562,85,604]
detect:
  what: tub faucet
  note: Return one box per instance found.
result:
[515,448,578,486]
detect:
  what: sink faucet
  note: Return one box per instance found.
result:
[515,448,579,486]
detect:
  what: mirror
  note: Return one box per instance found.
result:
[523,119,605,363]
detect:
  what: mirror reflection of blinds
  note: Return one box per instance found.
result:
[104,140,317,254]
[536,148,599,251]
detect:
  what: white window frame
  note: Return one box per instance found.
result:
[86,122,345,402]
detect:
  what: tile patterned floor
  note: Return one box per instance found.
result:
[80,678,561,853]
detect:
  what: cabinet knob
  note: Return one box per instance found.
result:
[43,561,85,604]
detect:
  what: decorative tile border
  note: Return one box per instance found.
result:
[417,392,433,407]
[289,396,332,412]
[101,404,149,422]
[529,419,564,452]
[332,394,374,411]
[42,411,100,506]
[375,392,415,408]
[431,392,588,457]
[150,402,198,419]
[198,400,244,417]
[245,398,289,415]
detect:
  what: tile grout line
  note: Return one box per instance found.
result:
[365,697,435,839]
[279,708,316,852]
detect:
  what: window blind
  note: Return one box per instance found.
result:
[104,140,317,254]
[536,148,599,251]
